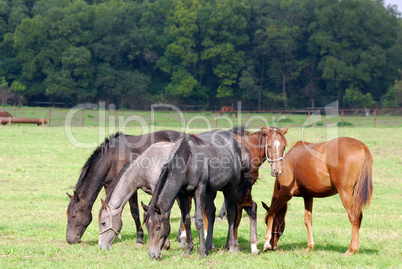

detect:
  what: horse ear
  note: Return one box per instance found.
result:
[282,125,290,135]
[100,198,107,209]
[66,192,73,200]
[73,191,80,202]
[261,124,268,132]
[261,201,270,212]
[141,201,149,212]
[155,204,161,214]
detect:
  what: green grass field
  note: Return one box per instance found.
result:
[0,119,401,268]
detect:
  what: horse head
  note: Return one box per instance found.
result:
[262,201,287,250]
[66,192,92,244]
[98,198,122,250]
[261,125,289,177]
[142,201,171,260]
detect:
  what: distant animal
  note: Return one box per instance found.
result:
[66,130,182,245]
[220,104,237,118]
[143,130,242,259]
[261,137,373,256]
[0,111,12,117]
[98,141,176,250]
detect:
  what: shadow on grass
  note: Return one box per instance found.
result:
[261,241,378,255]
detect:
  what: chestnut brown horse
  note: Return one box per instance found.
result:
[262,137,373,256]
[230,125,289,254]
[220,104,237,118]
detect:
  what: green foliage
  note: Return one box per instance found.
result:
[0,0,401,108]
[343,87,375,108]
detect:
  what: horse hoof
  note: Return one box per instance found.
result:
[251,244,259,255]
[263,243,272,252]
[136,241,144,246]
[344,249,357,256]
[305,245,314,253]
[216,217,223,222]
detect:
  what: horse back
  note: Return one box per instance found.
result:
[283,137,370,197]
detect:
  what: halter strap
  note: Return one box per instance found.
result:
[265,140,285,162]
[272,215,285,236]
[99,205,122,240]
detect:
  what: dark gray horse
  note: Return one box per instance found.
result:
[142,130,242,259]
[98,141,176,250]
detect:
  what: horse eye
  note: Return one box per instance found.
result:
[101,222,106,226]
[71,215,76,219]
[156,226,161,231]
[267,145,271,149]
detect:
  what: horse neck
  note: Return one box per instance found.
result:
[162,174,185,213]
[235,132,266,182]
[107,165,140,213]
[76,157,113,205]
[239,132,266,165]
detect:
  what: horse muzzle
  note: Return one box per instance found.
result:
[66,237,81,244]
[271,170,283,177]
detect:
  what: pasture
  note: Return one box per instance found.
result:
[0,116,401,268]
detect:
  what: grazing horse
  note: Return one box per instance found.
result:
[220,104,237,118]
[143,130,242,259]
[98,141,176,250]
[66,130,182,244]
[262,137,373,255]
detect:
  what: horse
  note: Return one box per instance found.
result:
[179,125,289,254]
[66,130,182,244]
[142,130,242,259]
[261,137,373,256]
[98,141,176,250]
[220,104,237,118]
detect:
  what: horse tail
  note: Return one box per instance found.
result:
[352,144,373,216]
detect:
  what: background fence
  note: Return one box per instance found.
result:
[1,107,401,129]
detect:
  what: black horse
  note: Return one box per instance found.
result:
[66,130,182,244]
[142,130,243,259]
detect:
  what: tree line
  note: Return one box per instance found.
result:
[0,0,401,110]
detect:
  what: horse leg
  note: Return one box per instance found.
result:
[195,186,207,257]
[177,193,194,256]
[128,191,144,245]
[177,197,192,248]
[204,192,216,254]
[304,197,314,252]
[264,191,292,251]
[234,204,242,251]
[244,201,259,254]
[222,186,238,253]
[338,190,362,256]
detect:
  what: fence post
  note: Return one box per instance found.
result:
[308,111,310,126]
[215,111,217,128]
[115,110,118,128]
[341,110,344,128]
[82,109,84,127]
[14,108,16,117]
[374,109,377,128]
[279,111,281,128]
[48,108,51,126]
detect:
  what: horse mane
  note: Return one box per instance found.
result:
[229,126,250,136]
[145,134,203,220]
[75,132,123,193]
